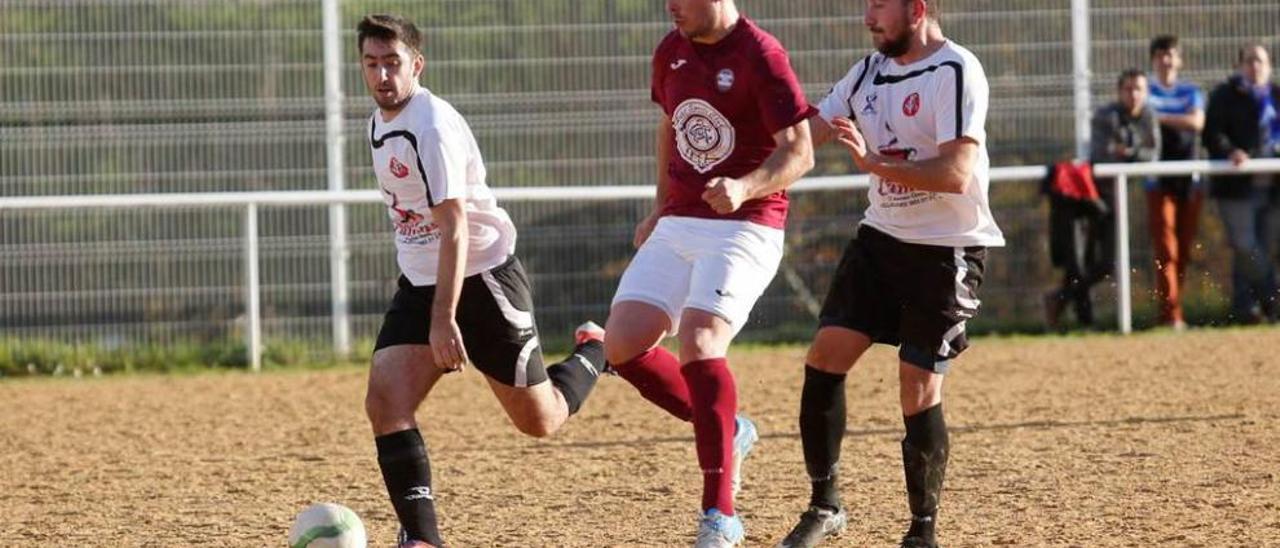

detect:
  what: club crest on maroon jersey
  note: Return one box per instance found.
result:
[716,68,735,92]
[672,98,736,173]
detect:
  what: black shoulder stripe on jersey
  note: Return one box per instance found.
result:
[843,54,876,121]
[370,119,438,208]
[872,61,964,138]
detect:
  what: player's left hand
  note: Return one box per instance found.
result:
[702,177,749,214]
[831,117,873,171]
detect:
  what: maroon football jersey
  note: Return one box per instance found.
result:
[651,17,817,229]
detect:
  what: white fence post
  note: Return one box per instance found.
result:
[322,0,351,359]
[1071,0,1092,160]
[244,204,263,372]
[1113,174,1132,334]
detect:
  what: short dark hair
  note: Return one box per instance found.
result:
[1149,35,1179,58]
[357,14,423,54]
[1117,68,1146,88]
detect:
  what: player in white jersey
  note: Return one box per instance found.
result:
[777,2,1003,547]
[356,15,607,548]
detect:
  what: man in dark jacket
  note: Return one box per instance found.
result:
[1093,70,1162,165]
[1204,44,1280,323]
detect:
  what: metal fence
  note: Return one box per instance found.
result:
[2,0,1279,357]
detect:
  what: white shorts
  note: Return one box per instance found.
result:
[611,216,785,335]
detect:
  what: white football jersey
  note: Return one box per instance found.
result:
[818,41,1004,247]
[368,86,516,286]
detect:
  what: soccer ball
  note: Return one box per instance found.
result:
[287,502,367,548]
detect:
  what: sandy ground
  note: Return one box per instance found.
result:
[2,328,1279,547]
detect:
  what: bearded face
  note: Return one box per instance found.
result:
[865,0,923,58]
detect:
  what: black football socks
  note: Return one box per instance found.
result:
[800,365,847,511]
[547,339,605,415]
[902,403,949,544]
[376,428,444,546]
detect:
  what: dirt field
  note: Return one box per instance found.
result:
[3,328,1279,547]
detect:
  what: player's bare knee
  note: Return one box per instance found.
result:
[604,329,643,365]
[497,387,566,438]
[805,343,843,373]
[806,340,855,374]
[364,371,388,421]
[678,344,720,363]
[676,325,728,362]
[899,361,940,383]
[511,413,559,438]
[363,387,381,421]
[899,364,944,413]
[366,389,408,431]
[366,374,415,433]
[899,381,935,401]
[523,420,557,438]
[364,390,395,432]
[806,328,868,373]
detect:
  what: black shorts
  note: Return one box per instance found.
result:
[818,225,987,374]
[374,256,546,387]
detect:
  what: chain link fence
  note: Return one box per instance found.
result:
[2,0,1278,356]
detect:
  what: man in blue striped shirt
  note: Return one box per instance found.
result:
[1146,35,1205,329]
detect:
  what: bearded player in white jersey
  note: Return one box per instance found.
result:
[356,14,608,548]
[776,1,1003,547]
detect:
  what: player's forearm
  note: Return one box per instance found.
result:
[867,153,971,194]
[742,121,815,199]
[431,215,468,322]
[742,144,814,199]
[809,115,837,148]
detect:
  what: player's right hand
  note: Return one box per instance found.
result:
[831,117,872,171]
[633,212,660,248]
[429,319,468,373]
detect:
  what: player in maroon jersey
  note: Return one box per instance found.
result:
[601,1,816,545]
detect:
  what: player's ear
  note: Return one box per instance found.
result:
[912,0,928,26]
[412,52,425,78]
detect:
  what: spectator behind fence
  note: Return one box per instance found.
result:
[1045,70,1160,329]
[1146,35,1205,329]
[1203,44,1280,323]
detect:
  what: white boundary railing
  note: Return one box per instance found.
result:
[1092,158,1280,335]
[3,159,1280,369]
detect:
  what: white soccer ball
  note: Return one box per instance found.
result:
[287,502,367,548]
